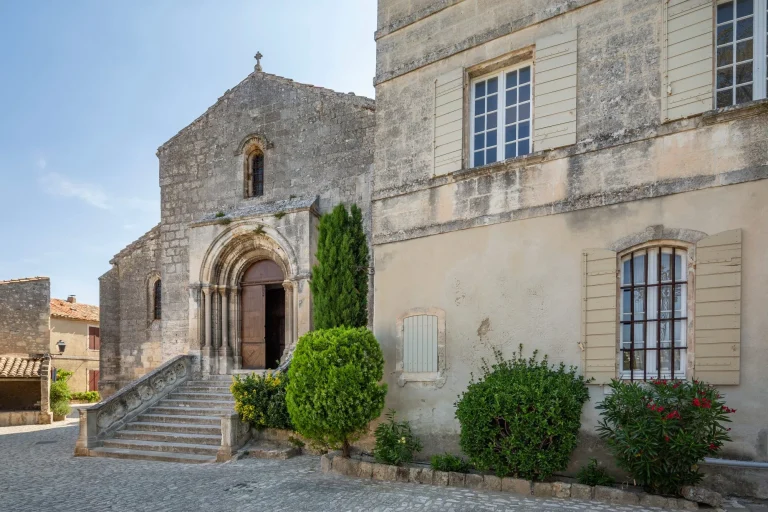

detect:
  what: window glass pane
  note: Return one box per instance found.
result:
[736,0,753,17]
[474,133,485,150]
[487,112,497,128]
[633,288,646,320]
[633,254,646,284]
[487,129,497,147]
[506,105,516,122]
[660,285,673,319]
[506,70,517,87]
[718,24,734,45]
[505,124,516,142]
[736,62,753,83]
[717,89,734,107]
[506,89,517,106]
[475,116,485,132]
[487,93,498,111]
[505,143,516,159]
[486,147,497,164]
[622,323,631,343]
[737,18,753,40]
[622,289,632,320]
[717,67,734,88]
[736,40,753,61]
[475,81,485,97]
[622,258,631,285]
[518,121,530,139]
[718,46,734,66]
[519,102,531,120]
[519,84,531,102]
[718,2,734,23]
[518,139,530,156]
[674,285,685,318]
[519,66,531,84]
[487,77,498,94]
[736,84,753,103]
[675,253,685,281]
[475,98,485,115]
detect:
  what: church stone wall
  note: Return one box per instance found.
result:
[156,71,375,363]
[0,277,50,356]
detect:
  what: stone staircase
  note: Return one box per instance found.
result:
[89,375,234,463]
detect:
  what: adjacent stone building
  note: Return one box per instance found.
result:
[50,296,100,393]
[100,68,376,395]
[371,0,767,494]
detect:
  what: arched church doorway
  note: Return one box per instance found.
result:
[240,260,285,370]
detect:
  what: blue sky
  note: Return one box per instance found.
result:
[0,1,376,305]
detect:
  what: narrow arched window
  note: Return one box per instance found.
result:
[153,280,162,320]
[250,152,264,197]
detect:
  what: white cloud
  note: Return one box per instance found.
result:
[38,172,110,209]
[37,157,47,170]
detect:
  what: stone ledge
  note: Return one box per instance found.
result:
[319,453,698,510]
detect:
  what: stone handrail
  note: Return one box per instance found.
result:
[75,355,196,456]
[217,412,252,462]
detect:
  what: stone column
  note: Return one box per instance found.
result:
[282,280,295,361]
[202,286,214,375]
[218,286,231,374]
[233,286,242,370]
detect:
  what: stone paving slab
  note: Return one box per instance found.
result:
[0,420,762,512]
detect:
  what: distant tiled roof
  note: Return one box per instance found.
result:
[50,299,99,323]
[0,276,49,285]
[0,356,43,378]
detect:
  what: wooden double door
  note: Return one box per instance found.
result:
[240,260,286,370]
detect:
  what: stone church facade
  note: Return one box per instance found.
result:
[100,70,375,395]
[101,0,767,493]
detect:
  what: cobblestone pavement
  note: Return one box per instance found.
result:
[0,421,764,512]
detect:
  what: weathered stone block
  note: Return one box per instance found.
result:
[396,466,410,483]
[332,456,358,476]
[464,474,484,489]
[416,468,434,485]
[357,461,374,479]
[408,467,422,483]
[551,481,571,498]
[593,486,640,505]
[639,493,671,508]
[320,453,332,473]
[372,463,397,482]
[532,482,554,497]
[681,486,722,507]
[432,470,449,486]
[675,498,699,510]
[570,483,592,500]
[502,477,531,495]
[480,475,502,492]
[448,472,466,487]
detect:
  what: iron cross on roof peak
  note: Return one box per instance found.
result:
[254,51,263,72]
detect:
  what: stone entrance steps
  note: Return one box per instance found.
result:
[89,376,235,464]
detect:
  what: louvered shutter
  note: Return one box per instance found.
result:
[662,0,714,121]
[434,68,464,176]
[403,315,439,372]
[694,229,741,385]
[534,28,577,151]
[582,249,618,384]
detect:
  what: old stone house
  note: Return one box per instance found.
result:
[97,0,766,494]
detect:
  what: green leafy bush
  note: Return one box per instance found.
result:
[430,453,472,473]
[576,458,615,487]
[231,371,292,430]
[455,346,590,480]
[287,327,387,457]
[373,410,422,466]
[310,203,369,329]
[50,369,73,417]
[70,391,101,403]
[597,379,733,495]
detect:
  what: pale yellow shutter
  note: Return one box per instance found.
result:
[694,229,742,385]
[534,28,577,152]
[434,68,464,176]
[662,0,714,121]
[582,249,618,384]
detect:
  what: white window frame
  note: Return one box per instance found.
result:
[715,0,768,108]
[469,61,534,169]
[617,243,694,381]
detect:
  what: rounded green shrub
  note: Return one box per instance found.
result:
[231,371,292,430]
[50,369,73,418]
[597,379,733,495]
[286,327,387,457]
[455,346,590,480]
[373,410,422,466]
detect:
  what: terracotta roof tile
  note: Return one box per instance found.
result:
[50,299,99,323]
[0,276,49,285]
[0,356,43,378]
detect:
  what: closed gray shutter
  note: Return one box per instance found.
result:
[403,315,438,372]
[582,248,618,384]
[534,28,578,151]
[434,68,464,176]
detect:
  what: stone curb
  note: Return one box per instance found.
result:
[319,453,699,510]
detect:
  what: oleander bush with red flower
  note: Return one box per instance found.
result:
[597,379,734,495]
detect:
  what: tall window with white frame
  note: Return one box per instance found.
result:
[715,0,768,108]
[471,64,532,168]
[619,247,688,381]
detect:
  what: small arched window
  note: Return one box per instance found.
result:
[249,152,264,198]
[153,280,162,320]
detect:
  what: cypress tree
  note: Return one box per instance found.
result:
[311,203,369,329]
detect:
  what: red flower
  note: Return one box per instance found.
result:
[692,398,701,407]
[709,443,717,451]
[664,435,670,442]
[665,411,681,420]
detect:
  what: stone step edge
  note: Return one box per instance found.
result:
[137,414,222,424]
[116,430,221,443]
[103,438,221,455]
[125,421,222,433]
[89,446,216,464]
[320,453,699,511]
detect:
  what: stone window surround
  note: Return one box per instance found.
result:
[237,134,273,200]
[146,272,161,327]
[395,307,447,388]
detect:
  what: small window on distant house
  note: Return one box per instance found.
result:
[249,152,264,197]
[471,63,532,168]
[88,369,100,392]
[154,280,162,320]
[88,326,100,351]
[715,0,768,108]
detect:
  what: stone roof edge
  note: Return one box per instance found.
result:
[190,197,320,227]
[0,276,50,286]
[110,224,161,264]
[157,71,375,155]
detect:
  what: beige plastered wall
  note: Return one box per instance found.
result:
[372,180,768,463]
[49,317,99,393]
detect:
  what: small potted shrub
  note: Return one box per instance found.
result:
[597,379,734,495]
[373,410,422,466]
